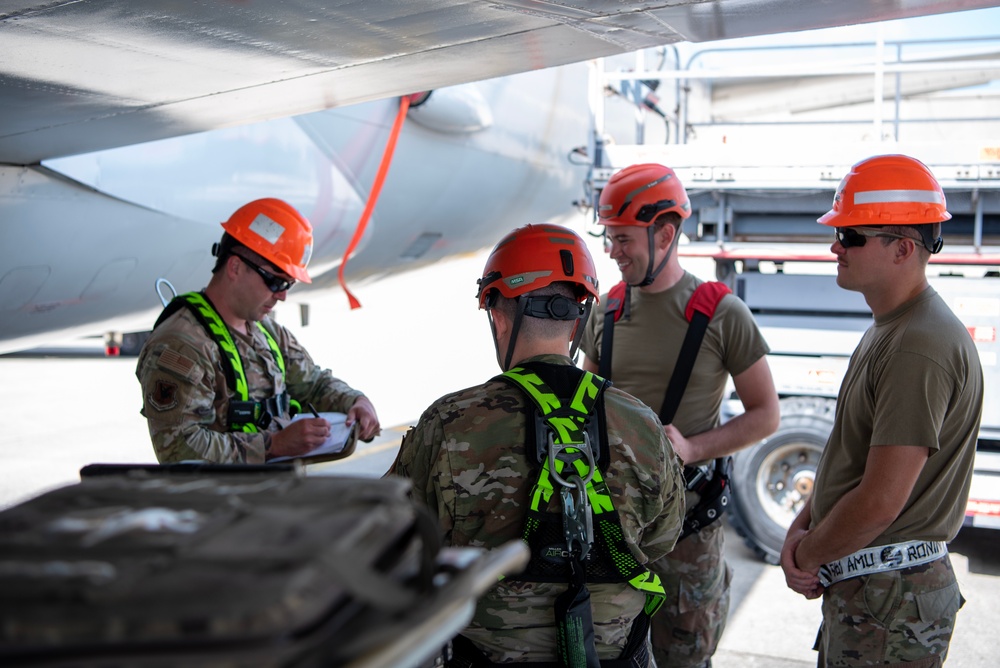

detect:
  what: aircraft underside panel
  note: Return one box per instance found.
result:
[0,66,591,352]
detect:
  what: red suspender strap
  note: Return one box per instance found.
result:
[660,281,731,425]
[685,281,731,323]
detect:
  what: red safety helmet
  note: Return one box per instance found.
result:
[598,163,691,227]
[476,224,599,309]
[818,154,951,228]
[221,198,314,283]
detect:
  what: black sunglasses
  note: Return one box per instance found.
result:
[236,255,295,293]
[834,227,919,249]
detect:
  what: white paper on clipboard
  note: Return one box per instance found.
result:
[269,412,355,463]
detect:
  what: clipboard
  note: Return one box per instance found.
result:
[268,412,359,464]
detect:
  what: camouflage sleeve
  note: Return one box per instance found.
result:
[270,321,365,413]
[603,391,686,566]
[135,336,269,464]
[386,407,453,543]
[641,427,687,564]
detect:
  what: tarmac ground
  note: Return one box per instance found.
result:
[3,245,996,666]
[2,344,997,667]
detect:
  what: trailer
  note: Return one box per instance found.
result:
[583,35,1000,562]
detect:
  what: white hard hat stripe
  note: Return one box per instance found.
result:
[248,213,286,245]
[854,189,943,205]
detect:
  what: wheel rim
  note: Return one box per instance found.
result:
[754,440,823,529]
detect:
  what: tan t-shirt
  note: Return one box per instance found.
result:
[582,272,770,453]
[810,287,983,543]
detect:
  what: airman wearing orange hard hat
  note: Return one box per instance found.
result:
[390,223,686,665]
[137,198,380,464]
[782,154,982,666]
[582,163,781,668]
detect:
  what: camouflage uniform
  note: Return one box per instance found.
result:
[816,558,963,667]
[651,522,731,667]
[388,354,686,664]
[135,303,364,463]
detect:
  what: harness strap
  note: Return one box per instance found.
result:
[504,366,607,508]
[597,280,735,541]
[498,363,666,667]
[556,559,600,668]
[598,282,628,380]
[659,281,731,425]
[596,280,731,425]
[502,365,664,594]
[256,322,302,417]
[153,292,291,432]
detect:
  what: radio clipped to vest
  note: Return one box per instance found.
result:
[599,280,734,541]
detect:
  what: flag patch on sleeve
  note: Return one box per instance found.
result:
[157,348,197,379]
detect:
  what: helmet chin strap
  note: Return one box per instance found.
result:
[504,298,530,371]
[632,225,679,288]
[568,297,594,362]
[490,296,593,370]
[487,298,530,372]
[487,309,505,371]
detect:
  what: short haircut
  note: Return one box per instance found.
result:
[212,233,273,274]
[492,283,579,339]
[653,211,684,232]
[880,223,941,256]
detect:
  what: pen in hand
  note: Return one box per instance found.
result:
[307,402,322,419]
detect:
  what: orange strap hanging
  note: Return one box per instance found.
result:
[338,94,412,309]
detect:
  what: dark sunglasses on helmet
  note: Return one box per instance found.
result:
[236,255,295,293]
[834,227,919,249]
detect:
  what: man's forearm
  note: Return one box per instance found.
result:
[795,486,896,571]
[685,406,776,461]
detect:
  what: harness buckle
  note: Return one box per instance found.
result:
[684,463,713,491]
[547,433,596,488]
[561,476,593,561]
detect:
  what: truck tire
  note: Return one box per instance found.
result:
[727,396,835,564]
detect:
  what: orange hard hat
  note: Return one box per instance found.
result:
[598,163,691,227]
[818,154,951,228]
[221,198,314,283]
[476,224,599,309]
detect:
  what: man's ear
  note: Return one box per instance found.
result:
[656,223,677,250]
[894,237,918,264]
[225,254,243,279]
[490,306,510,343]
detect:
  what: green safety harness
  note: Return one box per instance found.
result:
[486,361,666,668]
[152,292,300,432]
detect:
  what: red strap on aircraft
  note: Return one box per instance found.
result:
[338,94,413,309]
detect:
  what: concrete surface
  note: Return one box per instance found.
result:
[2,244,996,666]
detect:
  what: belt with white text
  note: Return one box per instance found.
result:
[818,540,947,587]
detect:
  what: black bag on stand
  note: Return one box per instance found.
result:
[0,464,527,667]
